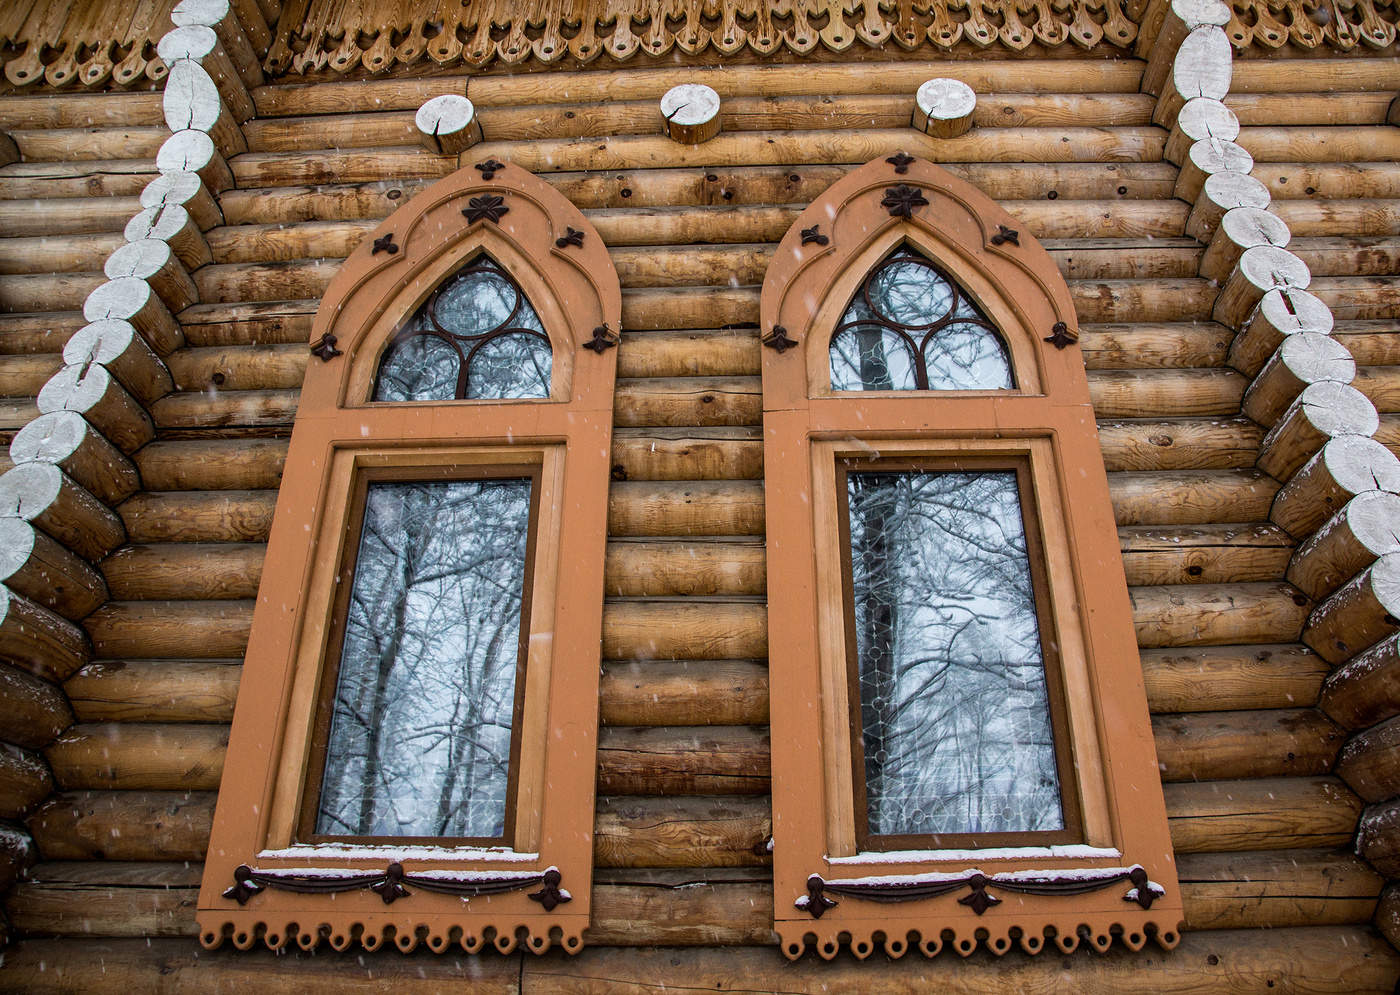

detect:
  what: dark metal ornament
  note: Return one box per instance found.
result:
[528,868,572,911]
[555,226,585,248]
[463,194,510,224]
[886,151,916,174]
[800,225,829,246]
[311,332,342,361]
[475,158,506,179]
[1044,321,1076,349]
[763,325,799,353]
[583,324,619,353]
[371,233,399,255]
[881,184,929,219]
[957,874,1002,915]
[803,875,839,919]
[990,224,1020,246]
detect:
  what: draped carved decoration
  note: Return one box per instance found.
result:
[0,0,177,90]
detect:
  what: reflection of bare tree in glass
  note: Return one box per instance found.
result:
[847,470,1063,837]
[830,248,1013,392]
[316,478,530,838]
[376,255,551,402]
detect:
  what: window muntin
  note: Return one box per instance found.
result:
[829,247,1013,392]
[838,458,1080,850]
[304,466,540,844]
[375,256,552,401]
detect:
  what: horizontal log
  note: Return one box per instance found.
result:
[6,128,168,163]
[65,659,240,724]
[5,930,1400,992]
[1131,582,1311,649]
[133,439,286,491]
[618,329,760,379]
[1256,163,1400,202]
[0,233,124,275]
[1238,127,1400,164]
[1118,524,1292,587]
[1177,849,1382,930]
[1353,366,1400,415]
[0,162,155,201]
[118,490,277,543]
[83,600,253,660]
[1100,418,1265,473]
[605,539,763,597]
[1108,469,1278,526]
[1089,369,1245,419]
[1153,708,1344,781]
[1224,91,1392,127]
[1336,715,1400,804]
[45,724,227,791]
[1269,200,1400,238]
[615,377,761,428]
[0,197,143,237]
[600,660,768,728]
[6,861,199,938]
[0,93,164,130]
[1321,633,1400,731]
[1141,644,1328,714]
[594,795,769,869]
[150,389,299,431]
[1310,276,1400,321]
[0,662,72,749]
[0,272,104,314]
[1230,60,1400,93]
[27,791,215,862]
[0,353,62,398]
[162,344,305,393]
[0,742,53,820]
[1073,322,1232,371]
[597,726,769,796]
[1334,321,1400,367]
[608,480,765,537]
[611,428,763,481]
[1164,777,1361,854]
[602,601,766,661]
[218,163,1179,226]
[100,543,264,601]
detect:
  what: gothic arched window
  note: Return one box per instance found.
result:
[760,155,1183,961]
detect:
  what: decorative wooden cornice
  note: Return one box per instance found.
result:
[0,0,1396,92]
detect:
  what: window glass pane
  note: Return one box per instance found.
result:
[846,468,1062,837]
[374,257,551,401]
[316,476,531,839]
[830,248,1013,391]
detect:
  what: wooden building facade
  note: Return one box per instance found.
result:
[0,0,1399,989]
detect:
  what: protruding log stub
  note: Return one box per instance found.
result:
[1153,25,1233,128]
[140,171,222,232]
[103,240,198,315]
[83,280,183,357]
[1289,490,1400,602]
[1187,169,1271,243]
[156,24,255,123]
[1389,95,1400,129]
[124,205,213,272]
[1201,206,1290,283]
[1272,435,1400,539]
[1140,0,1231,96]
[913,78,976,139]
[1230,288,1333,377]
[171,0,265,88]
[9,411,139,507]
[1165,98,1239,165]
[0,462,125,563]
[37,364,155,455]
[64,321,173,406]
[1258,382,1380,484]
[1175,137,1253,204]
[156,130,233,194]
[1306,552,1400,667]
[414,94,482,155]
[0,584,90,685]
[1323,632,1400,731]
[0,132,17,168]
[661,84,722,145]
[161,59,246,158]
[1214,245,1311,330]
[1242,332,1354,428]
[0,519,107,621]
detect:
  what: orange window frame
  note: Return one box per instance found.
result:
[760,155,1183,960]
[197,162,621,956]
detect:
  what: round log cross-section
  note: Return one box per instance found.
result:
[660,84,722,144]
[414,94,481,155]
[913,78,976,139]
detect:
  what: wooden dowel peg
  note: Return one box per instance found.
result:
[661,84,722,145]
[913,78,976,139]
[414,94,482,155]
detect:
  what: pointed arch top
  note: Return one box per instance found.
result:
[760,154,1081,407]
[302,159,622,414]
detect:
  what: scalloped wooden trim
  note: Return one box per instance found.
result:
[200,910,585,955]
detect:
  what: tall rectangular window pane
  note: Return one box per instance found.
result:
[315,476,532,839]
[845,468,1063,838]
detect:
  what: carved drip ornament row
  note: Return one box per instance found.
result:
[224,863,571,911]
[1,0,1397,92]
[798,865,1165,919]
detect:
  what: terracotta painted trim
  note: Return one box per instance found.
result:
[197,161,621,955]
[759,153,1184,960]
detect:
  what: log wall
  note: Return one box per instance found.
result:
[0,4,1398,988]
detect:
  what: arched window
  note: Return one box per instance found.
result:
[760,155,1182,960]
[198,162,621,956]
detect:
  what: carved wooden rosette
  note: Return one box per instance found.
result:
[759,155,1183,960]
[196,162,621,955]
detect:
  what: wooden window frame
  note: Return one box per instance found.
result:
[761,155,1183,960]
[197,163,621,956]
